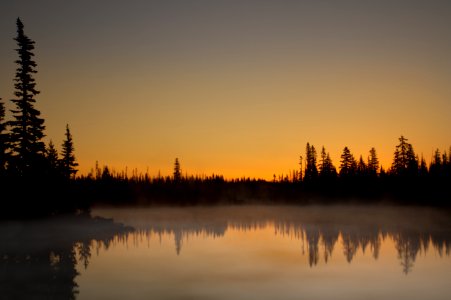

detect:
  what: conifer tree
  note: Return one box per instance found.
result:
[319,146,337,180]
[391,136,417,176]
[319,146,327,175]
[429,149,442,177]
[367,147,379,176]
[304,143,318,181]
[173,158,181,181]
[0,99,8,174]
[46,140,59,171]
[325,153,337,178]
[419,155,428,177]
[339,146,357,178]
[392,136,409,175]
[60,124,78,179]
[357,155,367,177]
[8,18,46,176]
[406,144,418,175]
[298,155,303,181]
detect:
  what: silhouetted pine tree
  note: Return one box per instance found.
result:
[367,147,379,176]
[101,166,111,181]
[304,143,318,181]
[8,18,46,176]
[429,149,442,177]
[46,140,59,171]
[357,155,367,177]
[319,147,327,175]
[60,125,78,179]
[419,155,428,177]
[406,144,419,175]
[298,155,303,181]
[391,136,418,176]
[0,99,8,174]
[173,158,181,182]
[319,146,337,180]
[325,153,337,177]
[339,147,357,178]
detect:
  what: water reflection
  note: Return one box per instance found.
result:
[1,206,451,299]
[94,206,451,274]
[0,214,133,299]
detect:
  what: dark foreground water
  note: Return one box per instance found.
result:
[1,205,451,299]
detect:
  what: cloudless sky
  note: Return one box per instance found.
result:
[1,0,451,179]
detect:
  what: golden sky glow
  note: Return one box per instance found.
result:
[1,1,451,179]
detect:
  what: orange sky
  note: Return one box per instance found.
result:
[1,1,450,179]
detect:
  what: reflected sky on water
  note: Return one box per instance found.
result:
[1,206,450,299]
[83,206,451,300]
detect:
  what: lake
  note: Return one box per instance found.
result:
[1,205,450,299]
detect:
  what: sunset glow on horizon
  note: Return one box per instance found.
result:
[1,0,450,180]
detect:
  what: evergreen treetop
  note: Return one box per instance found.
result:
[391,136,418,176]
[46,140,59,170]
[173,158,181,181]
[8,18,46,176]
[61,124,78,179]
[367,147,379,175]
[304,143,318,181]
[0,99,8,173]
[339,146,357,177]
[319,146,337,179]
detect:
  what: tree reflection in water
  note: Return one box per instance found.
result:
[0,214,133,299]
[1,206,450,299]
[95,206,451,274]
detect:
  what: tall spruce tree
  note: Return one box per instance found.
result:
[367,147,379,176]
[391,136,418,176]
[357,155,367,177]
[60,124,78,179]
[339,146,357,178]
[0,99,8,174]
[419,155,428,177]
[304,143,318,181]
[319,146,327,175]
[319,146,337,180]
[429,149,442,177]
[173,158,181,182]
[46,140,59,171]
[8,18,46,176]
[392,136,409,175]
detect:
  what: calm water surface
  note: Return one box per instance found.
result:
[1,205,451,299]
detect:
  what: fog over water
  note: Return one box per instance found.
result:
[1,205,450,299]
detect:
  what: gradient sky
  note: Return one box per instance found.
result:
[1,0,450,179]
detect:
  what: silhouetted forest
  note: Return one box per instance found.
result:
[73,135,451,206]
[1,19,450,217]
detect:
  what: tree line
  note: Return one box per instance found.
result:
[77,135,451,206]
[299,136,450,183]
